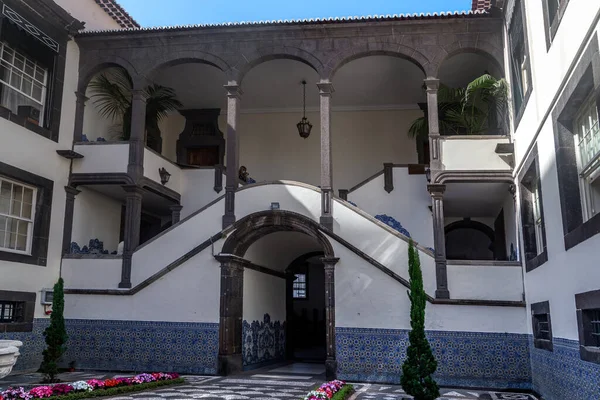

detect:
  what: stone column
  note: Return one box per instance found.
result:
[318,81,335,230]
[425,78,442,171]
[170,204,183,225]
[285,272,295,360]
[322,256,340,380]
[73,91,87,143]
[215,254,245,375]
[223,84,242,229]
[120,185,144,288]
[214,164,224,193]
[61,186,81,255]
[428,184,449,299]
[128,89,147,182]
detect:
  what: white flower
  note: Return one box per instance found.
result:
[71,381,93,391]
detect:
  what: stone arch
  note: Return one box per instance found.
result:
[78,57,139,93]
[232,46,325,84]
[326,43,430,80]
[217,210,337,377]
[445,219,495,260]
[141,50,232,79]
[432,171,513,184]
[222,210,335,257]
[434,43,505,78]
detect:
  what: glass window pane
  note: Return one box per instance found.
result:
[10,70,21,88]
[8,230,16,249]
[13,53,24,70]
[16,234,26,251]
[2,47,13,63]
[24,60,34,77]
[0,63,9,82]
[22,188,33,204]
[0,231,4,249]
[21,202,32,219]
[7,218,17,234]
[34,67,45,83]
[32,83,42,102]
[0,196,9,214]
[21,76,32,96]
[17,220,27,235]
[0,181,10,198]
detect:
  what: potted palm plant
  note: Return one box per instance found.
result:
[408,73,509,139]
[88,67,183,153]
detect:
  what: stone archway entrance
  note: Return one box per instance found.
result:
[216,211,339,379]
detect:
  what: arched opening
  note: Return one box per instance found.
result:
[445,219,495,260]
[236,57,321,185]
[218,211,336,377]
[437,50,507,136]
[443,182,517,262]
[332,54,428,180]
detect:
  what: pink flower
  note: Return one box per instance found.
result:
[28,386,53,398]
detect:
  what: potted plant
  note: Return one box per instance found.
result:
[408,73,509,139]
[89,67,183,153]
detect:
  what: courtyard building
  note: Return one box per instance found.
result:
[0,0,598,398]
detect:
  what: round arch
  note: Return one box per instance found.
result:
[217,210,337,377]
[78,58,139,94]
[232,46,325,85]
[327,44,430,80]
[435,45,504,79]
[141,51,232,80]
[222,210,335,258]
[445,219,495,260]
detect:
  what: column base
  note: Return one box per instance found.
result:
[435,289,450,299]
[118,281,132,289]
[325,358,338,380]
[320,215,333,231]
[222,213,236,229]
[218,353,243,376]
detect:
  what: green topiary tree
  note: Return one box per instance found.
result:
[401,241,440,400]
[40,277,68,382]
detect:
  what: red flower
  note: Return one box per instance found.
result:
[104,379,120,388]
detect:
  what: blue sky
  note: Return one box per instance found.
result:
[118,0,472,27]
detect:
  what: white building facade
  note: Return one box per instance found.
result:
[0,0,597,399]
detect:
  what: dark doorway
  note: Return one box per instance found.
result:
[286,253,326,362]
[445,219,496,260]
[493,209,508,260]
[187,146,219,166]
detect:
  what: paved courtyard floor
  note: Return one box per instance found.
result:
[1,363,538,400]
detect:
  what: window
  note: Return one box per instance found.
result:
[293,273,307,299]
[542,0,569,48]
[532,301,553,351]
[0,176,36,254]
[0,301,23,323]
[532,186,545,255]
[519,147,547,271]
[0,42,47,125]
[574,96,600,220]
[509,0,532,123]
[576,289,600,364]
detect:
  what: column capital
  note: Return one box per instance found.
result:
[427,183,446,196]
[214,254,248,271]
[131,89,147,102]
[317,81,335,96]
[74,91,89,104]
[64,186,81,198]
[122,184,145,197]
[321,257,340,267]
[224,84,243,98]
[424,78,440,91]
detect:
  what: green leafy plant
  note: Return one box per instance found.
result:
[400,241,439,400]
[40,278,68,382]
[408,74,509,139]
[88,67,182,149]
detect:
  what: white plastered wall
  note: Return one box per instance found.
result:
[159,109,421,190]
[243,269,286,323]
[53,0,122,31]
[71,187,122,253]
[510,1,600,341]
[348,168,433,248]
[0,41,80,317]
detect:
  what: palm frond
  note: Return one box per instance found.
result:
[88,67,133,121]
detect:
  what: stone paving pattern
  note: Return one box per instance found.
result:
[1,364,538,400]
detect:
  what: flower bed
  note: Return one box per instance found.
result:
[303,380,354,400]
[0,373,183,400]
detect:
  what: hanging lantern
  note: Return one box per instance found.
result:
[296,80,312,139]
